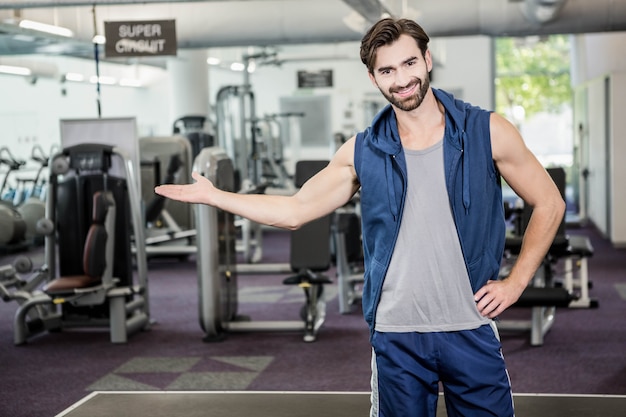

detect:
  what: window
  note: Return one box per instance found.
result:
[495,35,575,215]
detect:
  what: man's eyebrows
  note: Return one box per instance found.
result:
[376,56,418,73]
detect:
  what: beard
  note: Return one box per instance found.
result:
[379,75,430,112]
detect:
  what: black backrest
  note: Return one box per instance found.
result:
[83,191,112,278]
[293,160,328,188]
[290,216,332,272]
[186,132,214,161]
[517,167,568,255]
[56,174,132,285]
[290,160,331,272]
[547,167,567,238]
[336,211,363,263]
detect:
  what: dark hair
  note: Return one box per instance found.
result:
[360,18,430,74]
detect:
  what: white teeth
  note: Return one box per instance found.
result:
[397,84,415,95]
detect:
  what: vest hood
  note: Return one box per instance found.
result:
[367,87,473,211]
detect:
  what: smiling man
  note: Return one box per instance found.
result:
[155,18,565,417]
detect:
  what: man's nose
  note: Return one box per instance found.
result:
[394,68,413,87]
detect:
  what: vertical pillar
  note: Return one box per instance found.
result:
[167,49,209,127]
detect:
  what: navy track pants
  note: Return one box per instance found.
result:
[370,323,514,417]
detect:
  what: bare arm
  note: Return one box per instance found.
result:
[154,137,360,230]
[475,113,566,318]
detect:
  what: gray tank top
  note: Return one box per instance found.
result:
[374,140,490,333]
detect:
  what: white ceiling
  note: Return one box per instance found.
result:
[0,0,625,64]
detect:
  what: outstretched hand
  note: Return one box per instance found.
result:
[474,278,526,319]
[154,171,216,205]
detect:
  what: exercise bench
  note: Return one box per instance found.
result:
[562,234,597,308]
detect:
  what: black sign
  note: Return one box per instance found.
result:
[104,20,177,57]
[297,70,333,88]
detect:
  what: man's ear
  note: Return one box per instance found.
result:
[425,49,433,73]
[368,71,377,88]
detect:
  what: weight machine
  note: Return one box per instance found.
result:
[2,144,150,345]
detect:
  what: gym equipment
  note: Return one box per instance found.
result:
[9,143,150,345]
[139,116,214,258]
[0,146,27,249]
[144,153,183,225]
[497,167,595,346]
[498,253,575,346]
[16,144,52,245]
[214,55,297,264]
[0,144,54,248]
[195,147,332,342]
[215,84,256,192]
[253,112,304,191]
[334,208,364,314]
[561,234,596,308]
[0,146,26,204]
[43,191,116,294]
[139,135,197,257]
[172,115,215,161]
[0,204,26,247]
[215,83,263,264]
[281,160,333,340]
[215,53,277,191]
[0,256,50,336]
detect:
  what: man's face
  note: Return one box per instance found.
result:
[368,34,432,112]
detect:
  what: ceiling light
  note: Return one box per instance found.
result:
[92,35,106,45]
[19,19,74,38]
[230,62,245,72]
[206,57,221,65]
[64,72,84,82]
[0,64,32,76]
[90,75,116,85]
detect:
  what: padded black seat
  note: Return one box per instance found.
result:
[567,234,594,258]
[515,287,575,308]
[44,191,113,295]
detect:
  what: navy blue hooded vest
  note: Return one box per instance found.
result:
[354,88,506,335]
